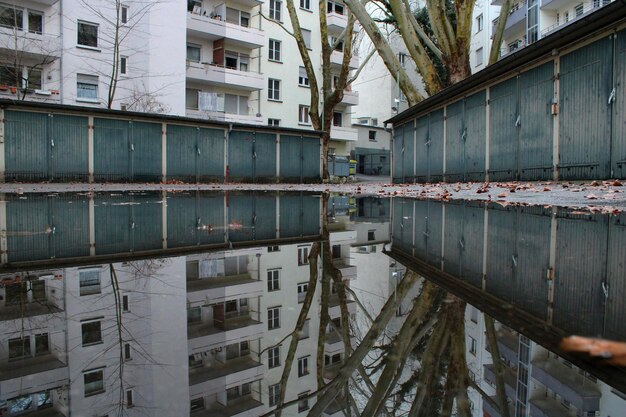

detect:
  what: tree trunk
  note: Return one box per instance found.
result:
[485,314,511,417]
[490,0,515,64]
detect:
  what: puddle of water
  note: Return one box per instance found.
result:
[0,192,624,416]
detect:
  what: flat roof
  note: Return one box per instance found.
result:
[0,99,324,137]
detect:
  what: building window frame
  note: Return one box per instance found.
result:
[269,383,281,407]
[77,20,99,49]
[298,245,310,264]
[269,0,282,21]
[268,78,281,101]
[268,39,281,62]
[83,368,105,397]
[297,282,308,303]
[82,319,103,346]
[268,345,280,368]
[476,13,483,32]
[267,269,280,291]
[76,74,99,102]
[268,306,280,330]
[298,356,310,377]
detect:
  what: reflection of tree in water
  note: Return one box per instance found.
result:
[263,193,510,417]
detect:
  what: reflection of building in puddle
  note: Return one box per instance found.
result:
[465,306,626,417]
[0,260,189,416]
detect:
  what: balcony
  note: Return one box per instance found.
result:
[340,90,359,106]
[186,62,264,91]
[187,14,265,49]
[529,398,572,417]
[323,362,342,381]
[332,259,357,280]
[0,302,62,321]
[328,295,356,319]
[483,396,515,417]
[323,398,348,417]
[327,11,348,31]
[186,108,263,125]
[541,0,579,10]
[193,397,264,417]
[330,51,359,70]
[0,29,61,60]
[330,125,358,142]
[189,356,264,395]
[503,4,527,37]
[0,355,68,399]
[0,89,61,104]
[187,273,263,305]
[531,358,601,412]
[325,329,356,355]
[496,327,519,365]
[541,2,608,37]
[483,364,517,401]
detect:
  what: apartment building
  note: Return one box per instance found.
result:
[465,306,626,417]
[0,0,361,157]
[474,0,615,66]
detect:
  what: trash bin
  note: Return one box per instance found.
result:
[349,160,357,175]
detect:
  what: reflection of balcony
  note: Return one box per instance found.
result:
[0,302,62,321]
[8,408,66,417]
[330,51,359,70]
[325,330,356,355]
[193,397,264,417]
[529,398,571,417]
[187,274,263,304]
[189,357,264,395]
[323,398,348,416]
[323,362,342,380]
[186,109,263,125]
[333,259,356,280]
[328,295,356,319]
[482,396,515,417]
[187,14,265,49]
[0,355,68,398]
[186,62,264,91]
[541,0,578,9]
[531,358,601,412]
[496,328,519,365]
[0,28,61,60]
[483,364,517,401]
[330,125,358,142]
[339,90,359,106]
[188,315,263,351]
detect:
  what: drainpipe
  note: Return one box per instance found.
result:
[59,0,64,103]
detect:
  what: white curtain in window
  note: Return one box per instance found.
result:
[198,91,218,111]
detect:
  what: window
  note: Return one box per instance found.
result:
[372,118,378,126]
[8,337,31,359]
[299,319,310,340]
[126,389,134,407]
[367,230,376,241]
[186,43,201,62]
[328,0,344,14]
[0,4,23,30]
[77,74,98,101]
[298,66,309,87]
[298,246,309,265]
[268,346,280,368]
[82,320,102,346]
[268,119,280,127]
[268,78,281,101]
[224,94,249,115]
[298,356,309,376]
[267,269,280,291]
[268,307,280,330]
[28,11,43,34]
[333,112,342,127]
[269,0,282,20]
[302,29,312,49]
[84,369,105,396]
[124,343,132,360]
[121,5,129,24]
[300,0,311,10]
[79,269,101,295]
[469,336,477,355]
[369,130,377,141]
[575,3,584,16]
[226,8,250,27]
[188,0,202,13]
[35,333,49,355]
[298,392,310,412]
[476,13,483,32]
[269,383,280,407]
[120,56,127,75]
[298,105,310,125]
[190,398,204,412]
[186,88,199,110]
[77,21,98,48]
[0,65,19,87]
[122,295,129,312]
[297,282,308,303]
[565,11,569,22]
[332,244,341,259]
[269,39,281,61]
[475,47,483,66]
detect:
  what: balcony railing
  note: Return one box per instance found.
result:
[187,12,265,49]
[186,61,264,91]
[541,2,608,37]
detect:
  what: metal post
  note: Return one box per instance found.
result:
[88,116,94,183]
[161,122,167,182]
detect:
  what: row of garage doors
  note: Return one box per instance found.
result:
[3,110,321,183]
[393,29,626,182]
